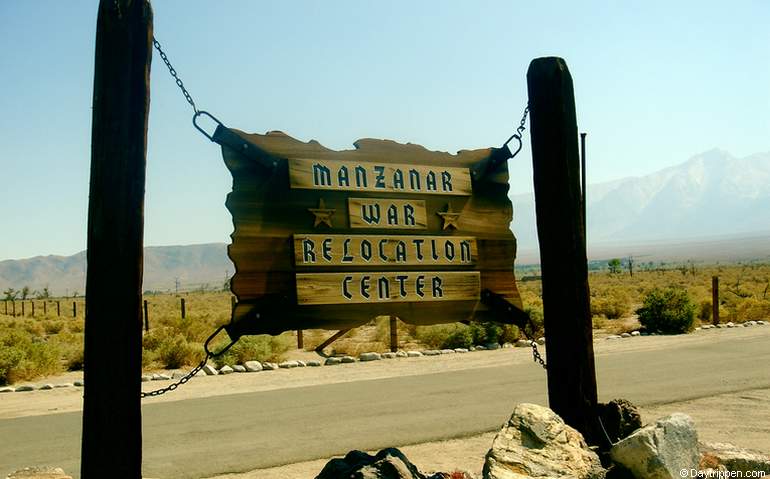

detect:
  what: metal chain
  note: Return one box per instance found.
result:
[503,104,530,148]
[152,36,198,114]
[141,353,211,398]
[530,341,547,369]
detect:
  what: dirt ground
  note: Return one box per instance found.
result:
[3,326,769,478]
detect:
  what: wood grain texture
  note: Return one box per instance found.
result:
[288,158,472,196]
[348,198,427,229]
[296,271,480,305]
[222,130,522,336]
[293,234,478,267]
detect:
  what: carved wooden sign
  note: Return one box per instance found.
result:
[220,131,522,336]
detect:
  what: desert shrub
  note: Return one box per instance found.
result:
[499,325,521,344]
[50,332,84,371]
[735,297,770,322]
[441,326,474,349]
[42,319,65,335]
[214,334,291,367]
[414,324,463,349]
[468,322,503,345]
[0,330,60,384]
[591,292,631,319]
[698,300,712,322]
[524,307,544,338]
[68,319,85,333]
[636,287,696,334]
[157,334,201,369]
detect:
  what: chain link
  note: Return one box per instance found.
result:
[529,341,547,369]
[152,36,198,113]
[503,104,530,148]
[141,354,211,398]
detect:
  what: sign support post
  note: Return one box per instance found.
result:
[82,1,152,477]
[527,57,599,443]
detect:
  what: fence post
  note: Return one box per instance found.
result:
[297,330,304,349]
[180,297,186,319]
[712,276,719,325]
[73,301,77,318]
[22,301,25,317]
[31,301,35,317]
[43,301,47,315]
[12,301,16,316]
[3,301,6,315]
[390,316,398,352]
[143,300,149,332]
[57,301,61,317]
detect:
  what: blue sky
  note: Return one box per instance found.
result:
[1,1,768,260]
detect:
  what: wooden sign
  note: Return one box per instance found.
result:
[221,130,522,336]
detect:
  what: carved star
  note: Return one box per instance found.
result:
[437,204,461,230]
[308,198,335,228]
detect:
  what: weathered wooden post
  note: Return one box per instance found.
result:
[21,301,25,317]
[82,1,152,477]
[73,301,77,318]
[712,276,720,325]
[43,301,47,315]
[527,57,599,443]
[56,300,61,317]
[3,301,6,315]
[31,301,35,317]
[297,330,304,349]
[180,297,186,319]
[12,301,16,316]
[143,300,149,332]
[390,316,398,352]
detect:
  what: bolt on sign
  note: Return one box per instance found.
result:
[220,130,522,337]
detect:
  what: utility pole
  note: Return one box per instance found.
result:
[82,1,152,477]
[527,57,599,444]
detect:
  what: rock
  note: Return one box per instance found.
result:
[502,342,514,349]
[244,360,263,372]
[141,374,152,382]
[726,322,735,328]
[316,447,445,479]
[152,373,171,380]
[485,343,501,350]
[699,442,770,473]
[0,386,15,393]
[515,339,531,347]
[15,385,35,392]
[262,362,279,370]
[395,351,408,358]
[700,325,712,329]
[325,357,342,365]
[341,356,356,363]
[620,332,632,338]
[202,364,219,375]
[454,348,469,353]
[296,360,307,367]
[195,369,208,377]
[469,346,477,351]
[382,352,398,359]
[306,360,322,367]
[7,466,73,479]
[610,413,699,479]
[359,352,382,361]
[219,365,235,374]
[748,320,757,326]
[630,331,641,336]
[73,380,84,387]
[422,350,441,356]
[537,337,546,345]
[597,399,642,443]
[606,335,622,340]
[407,351,423,358]
[232,364,247,373]
[38,384,54,390]
[279,360,299,369]
[440,349,456,354]
[53,383,72,388]
[695,327,702,331]
[483,403,605,479]
[716,324,724,328]
[475,345,486,350]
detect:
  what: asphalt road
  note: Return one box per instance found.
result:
[1,331,769,478]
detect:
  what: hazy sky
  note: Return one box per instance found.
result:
[1,1,768,260]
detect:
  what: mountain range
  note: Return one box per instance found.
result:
[2,149,769,295]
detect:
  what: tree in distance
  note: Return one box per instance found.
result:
[608,258,622,274]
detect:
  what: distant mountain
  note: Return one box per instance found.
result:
[512,149,770,254]
[0,243,233,297]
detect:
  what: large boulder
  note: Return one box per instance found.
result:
[482,403,606,479]
[610,413,699,479]
[597,399,642,443]
[315,448,446,479]
[699,442,770,474]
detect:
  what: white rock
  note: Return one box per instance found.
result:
[606,335,622,340]
[232,364,247,372]
[54,383,72,388]
[341,356,356,363]
[537,337,546,345]
[475,345,486,350]
[620,332,632,338]
[422,350,441,356]
[244,361,263,372]
[381,352,397,359]
[440,349,456,354]
[454,348,469,353]
[219,365,235,374]
[141,374,152,382]
[407,351,423,357]
[324,357,342,365]
[483,403,605,479]
[359,352,382,361]
[202,364,219,375]
[395,351,408,358]
[306,360,322,367]
[0,386,15,393]
[296,360,306,367]
[515,339,531,347]
[727,322,735,328]
[502,342,514,349]
[611,413,699,479]
[631,331,641,336]
[15,385,34,392]
[700,442,770,473]
[39,384,54,390]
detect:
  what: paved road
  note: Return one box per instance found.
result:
[1,330,769,478]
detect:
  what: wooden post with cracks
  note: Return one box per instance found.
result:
[82,1,152,477]
[527,57,599,444]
